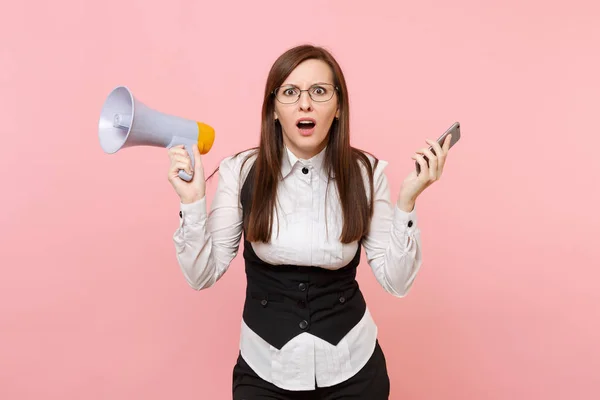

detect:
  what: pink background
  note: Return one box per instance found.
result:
[1,1,599,399]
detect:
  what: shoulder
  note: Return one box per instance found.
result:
[351,149,391,203]
[218,148,258,184]
[352,148,389,179]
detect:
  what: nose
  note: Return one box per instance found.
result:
[298,90,313,111]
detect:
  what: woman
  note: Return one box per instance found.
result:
[168,44,451,399]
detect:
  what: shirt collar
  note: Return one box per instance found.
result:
[281,145,329,180]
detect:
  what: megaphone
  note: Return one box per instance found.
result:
[98,86,215,181]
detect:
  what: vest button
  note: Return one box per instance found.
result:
[299,320,308,330]
[298,283,306,291]
[339,296,346,303]
[260,299,267,307]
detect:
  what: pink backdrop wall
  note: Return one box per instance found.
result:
[1,1,599,399]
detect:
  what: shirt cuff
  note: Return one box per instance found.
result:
[178,196,207,227]
[393,203,418,233]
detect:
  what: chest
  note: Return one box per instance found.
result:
[250,174,360,268]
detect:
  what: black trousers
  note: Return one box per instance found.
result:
[232,340,390,399]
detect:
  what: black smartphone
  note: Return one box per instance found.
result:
[415,121,461,175]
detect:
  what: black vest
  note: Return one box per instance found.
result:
[240,164,367,350]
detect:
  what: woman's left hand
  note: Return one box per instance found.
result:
[397,134,452,212]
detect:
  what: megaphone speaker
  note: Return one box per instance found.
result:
[98,86,215,181]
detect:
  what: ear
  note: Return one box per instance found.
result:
[335,109,340,119]
[274,112,278,120]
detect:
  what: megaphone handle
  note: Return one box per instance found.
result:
[178,143,195,182]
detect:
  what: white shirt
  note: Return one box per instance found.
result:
[172,145,422,390]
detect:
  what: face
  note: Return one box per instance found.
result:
[274,59,339,160]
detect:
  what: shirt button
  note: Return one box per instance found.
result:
[339,296,346,303]
[299,320,308,330]
[260,299,268,307]
[298,283,306,291]
[408,220,413,227]
[302,167,309,174]
[179,211,183,218]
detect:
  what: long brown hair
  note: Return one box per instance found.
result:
[213,44,378,244]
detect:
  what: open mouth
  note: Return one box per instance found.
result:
[296,119,316,131]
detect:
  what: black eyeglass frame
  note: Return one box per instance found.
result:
[271,83,340,104]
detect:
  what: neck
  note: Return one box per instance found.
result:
[284,140,327,160]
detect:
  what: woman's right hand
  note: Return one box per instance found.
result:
[167,144,206,204]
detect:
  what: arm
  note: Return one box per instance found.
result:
[172,155,245,290]
[361,160,423,297]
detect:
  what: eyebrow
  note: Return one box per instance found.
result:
[280,81,333,87]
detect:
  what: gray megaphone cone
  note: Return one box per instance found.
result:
[98,86,215,181]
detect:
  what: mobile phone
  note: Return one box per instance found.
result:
[415,121,461,175]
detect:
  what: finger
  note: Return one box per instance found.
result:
[171,154,190,164]
[438,134,452,176]
[168,144,186,152]
[168,146,188,158]
[418,146,437,164]
[411,154,428,180]
[426,138,444,158]
[192,145,204,173]
[427,137,449,176]
[419,147,438,179]
[171,160,193,176]
[436,135,452,178]
[443,134,452,152]
[412,152,429,176]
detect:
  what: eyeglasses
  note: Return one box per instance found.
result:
[272,83,338,104]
